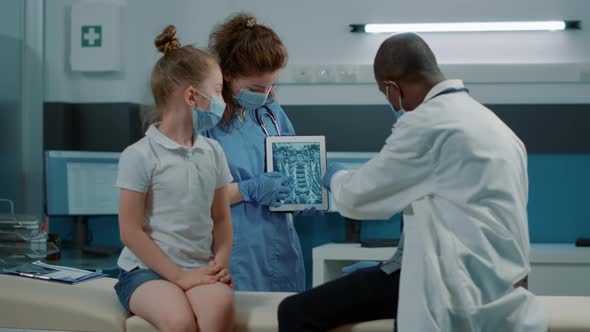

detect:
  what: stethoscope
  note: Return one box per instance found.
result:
[255,105,282,137]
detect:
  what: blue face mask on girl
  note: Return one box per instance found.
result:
[192,89,226,132]
[233,81,271,109]
[385,81,405,120]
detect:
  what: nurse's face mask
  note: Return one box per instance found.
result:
[385,81,405,120]
[192,88,226,132]
[232,80,272,110]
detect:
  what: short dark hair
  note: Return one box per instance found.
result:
[374,33,441,83]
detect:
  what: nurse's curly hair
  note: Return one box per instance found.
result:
[209,13,288,124]
[143,25,217,128]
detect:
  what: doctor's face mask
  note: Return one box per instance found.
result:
[385,81,405,120]
[231,70,280,110]
[233,81,271,109]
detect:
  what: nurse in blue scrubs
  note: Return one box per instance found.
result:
[204,14,309,292]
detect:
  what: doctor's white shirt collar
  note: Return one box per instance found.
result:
[423,79,465,104]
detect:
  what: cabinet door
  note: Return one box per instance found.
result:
[0,0,24,209]
[530,263,590,296]
[0,0,43,218]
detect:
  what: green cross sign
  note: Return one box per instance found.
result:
[82,25,102,47]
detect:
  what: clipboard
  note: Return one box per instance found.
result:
[2,260,105,284]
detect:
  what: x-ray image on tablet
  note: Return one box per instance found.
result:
[273,143,321,204]
[266,136,328,212]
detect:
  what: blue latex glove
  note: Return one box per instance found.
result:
[238,172,293,208]
[293,207,325,217]
[341,261,380,276]
[322,163,347,192]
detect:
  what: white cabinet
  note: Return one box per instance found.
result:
[312,243,396,287]
[529,244,590,296]
[313,243,590,296]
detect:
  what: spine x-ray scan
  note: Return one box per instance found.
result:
[266,136,328,212]
[272,142,322,205]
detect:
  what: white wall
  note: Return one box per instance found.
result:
[44,0,590,105]
[45,0,231,104]
[246,0,590,64]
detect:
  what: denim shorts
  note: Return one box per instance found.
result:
[114,268,164,312]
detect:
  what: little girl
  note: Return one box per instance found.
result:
[114,25,234,332]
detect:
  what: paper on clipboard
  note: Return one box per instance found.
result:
[32,261,97,279]
[3,260,105,284]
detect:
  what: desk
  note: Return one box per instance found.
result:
[313,243,590,296]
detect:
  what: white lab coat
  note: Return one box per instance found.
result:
[331,80,547,332]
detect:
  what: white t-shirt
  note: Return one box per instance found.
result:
[116,124,233,271]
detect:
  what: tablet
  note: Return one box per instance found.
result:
[266,136,328,212]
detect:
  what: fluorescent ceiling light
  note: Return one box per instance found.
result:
[350,21,581,33]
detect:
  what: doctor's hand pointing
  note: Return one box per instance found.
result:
[238,172,293,208]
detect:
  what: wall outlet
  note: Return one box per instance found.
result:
[336,65,358,83]
[316,67,332,83]
[293,66,314,83]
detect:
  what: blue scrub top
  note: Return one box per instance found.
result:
[204,100,305,292]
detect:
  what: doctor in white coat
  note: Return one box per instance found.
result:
[278,33,547,332]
